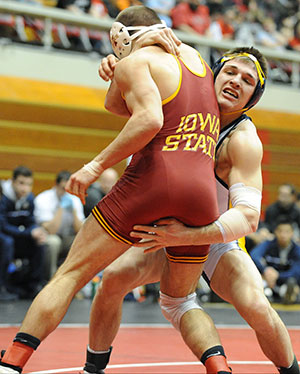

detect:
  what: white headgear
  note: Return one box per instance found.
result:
[110,21,167,59]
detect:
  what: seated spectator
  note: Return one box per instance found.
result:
[263,183,300,243]
[0,166,47,299]
[288,19,300,52]
[56,0,112,54]
[255,17,287,50]
[250,218,300,304]
[34,170,85,280]
[84,167,118,218]
[144,0,176,28]
[0,183,18,301]
[208,5,236,41]
[171,0,211,36]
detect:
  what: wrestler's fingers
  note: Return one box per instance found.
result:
[165,28,181,47]
[65,176,75,194]
[78,187,87,205]
[157,33,177,55]
[98,61,111,81]
[130,231,158,241]
[132,225,158,233]
[107,54,118,68]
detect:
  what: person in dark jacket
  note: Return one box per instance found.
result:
[0,183,18,301]
[251,217,300,304]
[263,183,300,242]
[0,166,47,299]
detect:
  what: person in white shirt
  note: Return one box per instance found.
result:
[34,170,85,280]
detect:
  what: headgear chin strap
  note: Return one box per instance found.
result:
[110,21,167,59]
[212,52,266,112]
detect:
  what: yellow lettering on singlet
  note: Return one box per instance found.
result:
[162,134,181,151]
[212,118,220,138]
[198,113,217,133]
[176,116,186,133]
[206,136,217,159]
[176,114,197,133]
[192,134,207,153]
[183,133,198,150]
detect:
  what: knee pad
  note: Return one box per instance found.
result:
[159,291,202,331]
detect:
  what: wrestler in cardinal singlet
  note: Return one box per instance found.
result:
[93,54,220,263]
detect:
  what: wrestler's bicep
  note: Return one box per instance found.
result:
[114,58,163,118]
[228,130,263,190]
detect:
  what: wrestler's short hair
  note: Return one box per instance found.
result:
[224,47,268,79]
[212,46,268,110]
[116,5,162,28]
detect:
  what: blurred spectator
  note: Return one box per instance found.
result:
[113,0,144,12]
[246,222,275,253]
[255,17,287,50]
[144,0,176,28]
[288,19,300,52]
[34,170,85,280]
[84,167,119,217]
[208,5,236,41]
[0,166,47,299]
[56,0,112,53]
[234,10,261,45]
[250,218,300,304]
[0,183,18,301]
[263,183,300,243]
[171,0,210,36]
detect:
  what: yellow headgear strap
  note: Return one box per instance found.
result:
[220,52,265,87]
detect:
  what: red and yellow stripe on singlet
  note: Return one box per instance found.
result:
[166,252,209,264]
[92,206,133,245]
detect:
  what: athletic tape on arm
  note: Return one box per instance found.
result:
[83,160,101,177]
[215,183,262,243]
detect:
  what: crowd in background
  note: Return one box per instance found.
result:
[0,0,299,84]
[0,0,300,56]
[0,166,300,305]
[0,1,300,305]
[0,165,118,302]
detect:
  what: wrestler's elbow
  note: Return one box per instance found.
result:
[241,206,260,233]
[137,110,164,135]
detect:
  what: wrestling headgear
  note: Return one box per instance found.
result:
[212,52,266,111]
[110,21,167,59]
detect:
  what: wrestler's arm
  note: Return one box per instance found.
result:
[66,54,164,203]
[100,29,181,117]
[130,122,263,251]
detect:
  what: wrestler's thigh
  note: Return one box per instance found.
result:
[103,246,165,288]
[160,261,203,297]
[55,215,130,285]
[210,249,264,304]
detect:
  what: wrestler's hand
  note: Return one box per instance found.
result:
[130,218,191,253]
[135,28,181,56]
[98,54,119,81]
[65,167,101,205]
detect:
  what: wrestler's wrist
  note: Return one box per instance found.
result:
[83,160,104,177]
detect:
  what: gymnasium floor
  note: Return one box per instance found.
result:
[1,298,300,373]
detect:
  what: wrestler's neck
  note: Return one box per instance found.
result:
[220,112,241,128]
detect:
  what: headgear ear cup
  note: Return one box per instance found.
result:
[212,53,266,110]
[110,21,167,59]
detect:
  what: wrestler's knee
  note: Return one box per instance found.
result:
[159,292,202,331]
[101,263,142,298]
[236,287,273,327]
